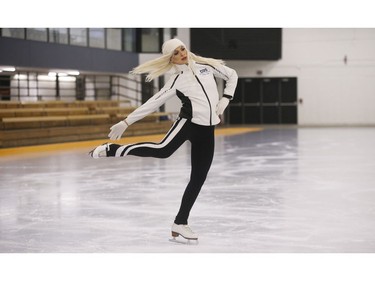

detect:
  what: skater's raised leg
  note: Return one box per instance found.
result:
[89,118,188,159]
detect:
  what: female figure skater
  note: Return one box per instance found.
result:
[90,38,238,241]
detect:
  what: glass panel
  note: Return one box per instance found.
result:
[162,28,177,43]
[26,28,48,41]
[70,28,88,47]
[163,28,172,42]
[123,28,136,52]
[37,74,57,100]
[49,28,68,44]
[141,28,160,52]
[89,28,105,48]
[2,28,25,39]
[106,28,121,50]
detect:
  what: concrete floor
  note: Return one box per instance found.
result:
[1,127,375,253]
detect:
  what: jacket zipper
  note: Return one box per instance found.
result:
[194,75,212,125]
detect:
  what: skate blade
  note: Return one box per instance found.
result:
[169,237,199,245]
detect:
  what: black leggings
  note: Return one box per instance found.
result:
[107,118,215,225]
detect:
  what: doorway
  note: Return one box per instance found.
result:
[226,77,298,124]
[0,75,11,100]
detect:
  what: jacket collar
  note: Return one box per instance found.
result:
[174,63,191,73]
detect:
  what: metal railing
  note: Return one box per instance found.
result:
[0,72,156,106]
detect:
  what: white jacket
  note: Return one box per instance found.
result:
[125,62,238,126]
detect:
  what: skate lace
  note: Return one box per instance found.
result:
[183,225,194,233]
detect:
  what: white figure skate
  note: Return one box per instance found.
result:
[169,223,199,245]
[89,143,112,158]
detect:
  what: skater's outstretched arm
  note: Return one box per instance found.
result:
[108,74,180,140]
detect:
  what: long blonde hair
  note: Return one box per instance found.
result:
[130,50,225,82]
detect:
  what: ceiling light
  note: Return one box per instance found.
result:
[1,67,16,72]
[67,71,80,76]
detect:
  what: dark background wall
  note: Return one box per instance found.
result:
[0,37,139,73]
[190,28,282,60]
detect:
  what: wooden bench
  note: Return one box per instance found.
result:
[0,101,22,109]
[0,100,173,148]
[69,100,122,109]
[0,100,122,109]
[113,112,172,122]
[0,107,91,118]
[93,106,137,116]
[1,114,111,130]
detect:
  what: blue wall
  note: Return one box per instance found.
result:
[0,37,138,73]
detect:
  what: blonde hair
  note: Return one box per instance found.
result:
[130,50,225,82]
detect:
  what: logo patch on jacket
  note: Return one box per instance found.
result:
[199,68,210,75]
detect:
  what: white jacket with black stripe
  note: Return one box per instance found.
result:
[125,62,238,126]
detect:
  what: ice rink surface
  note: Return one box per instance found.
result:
[1,127,375,253]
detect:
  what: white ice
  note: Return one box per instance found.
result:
[1,127,375,253]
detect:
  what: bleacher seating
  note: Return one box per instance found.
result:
[0,100,173,148]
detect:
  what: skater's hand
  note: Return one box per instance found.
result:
[108,120,128,140]
[216,97,230,115]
